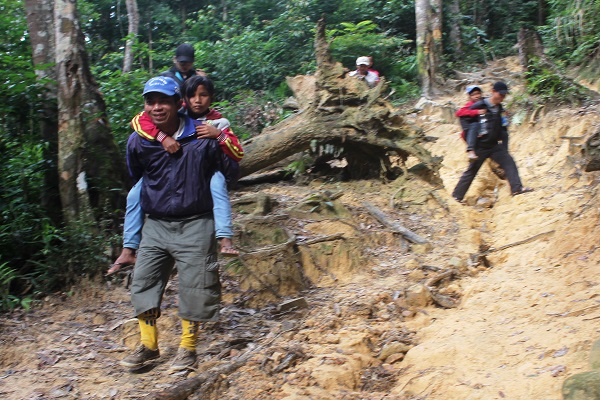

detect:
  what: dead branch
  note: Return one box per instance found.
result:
[481,230,555,255]
[362,202,428,244]
[298,233,345,246]
[529,104,545,125]
[425,287,460,309]
[239,237,296,257]
[425,269,457,287]
[424,269,460,308]
[428,190,450,212]
[238,169,291,186]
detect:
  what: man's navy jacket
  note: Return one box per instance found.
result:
[127,114,237,219]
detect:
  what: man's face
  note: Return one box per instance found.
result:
[176,61,194,73]
[490,90,507,105]
[357,64,369,74]
[143,93,181,128]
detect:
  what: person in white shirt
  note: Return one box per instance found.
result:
[348,56,380,88]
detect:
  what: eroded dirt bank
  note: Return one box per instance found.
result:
[1,59,600,399]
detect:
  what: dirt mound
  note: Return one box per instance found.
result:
[1,58,600,399]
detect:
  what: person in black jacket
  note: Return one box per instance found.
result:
[452,81,533,203]
[118,76,236,372]
[159,43,205,87]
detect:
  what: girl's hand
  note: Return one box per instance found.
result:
[161,135,181,154]
[195,124,221,139]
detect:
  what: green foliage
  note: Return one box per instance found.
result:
[377,0,416,38]
[0,261,34,311]
[524,58,590,105]
[0,0,43,134]
[29,217,110,293]
[0,123,110,309]
[286,157,310,177]
[195,14,316,98]
[0,140,48,264]
[223,258,243,274]
[542,0,600,67]
[329,20,378,35]
[0,262,17,310]
[96,70,152,152]
[328,21,419,102]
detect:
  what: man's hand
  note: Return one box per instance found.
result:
[161,135,181,154]
[196,124,221,139]
[478,109,488,115]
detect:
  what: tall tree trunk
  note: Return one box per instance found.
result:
[122,0,139,73]
[537,0,546,25]
[24,0,62,226]
[416,0,443,99]
[54,0,128,224]
[517,26,545,69]
[181,1,187,33]
[430,0,443,80]
[148,19,153,73]
[448,0,463,58]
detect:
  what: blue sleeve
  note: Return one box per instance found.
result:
[126,132,143,184]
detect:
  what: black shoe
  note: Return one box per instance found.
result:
[120,344,160,369]
[512,187,534,196]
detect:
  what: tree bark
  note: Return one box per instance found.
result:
[448,0,463,58]
[517,27,545,69]
[24,0,62,225]
[122,0,139,73]
[54,0,128,224]
[238,19,440,181]
[415,0,443,99]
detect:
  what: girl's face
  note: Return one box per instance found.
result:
[186,85,212,117]
[469,90,482,102]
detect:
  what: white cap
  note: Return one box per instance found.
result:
[356,56,370,66]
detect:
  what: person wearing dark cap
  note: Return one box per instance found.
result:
[160,43,204,88]
[452,81,533,203]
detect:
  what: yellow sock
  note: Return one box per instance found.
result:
[138,308,159,350]
[179,319,199,351]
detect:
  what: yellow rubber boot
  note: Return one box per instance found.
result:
[179,319,199,351]
[137,308,159,350]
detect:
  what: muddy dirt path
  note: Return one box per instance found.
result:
[1,58,600,400]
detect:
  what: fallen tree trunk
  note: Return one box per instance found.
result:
[238,19,441,181]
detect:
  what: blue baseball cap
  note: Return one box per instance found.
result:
[466,85,481,94]
[142,76,181,97]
